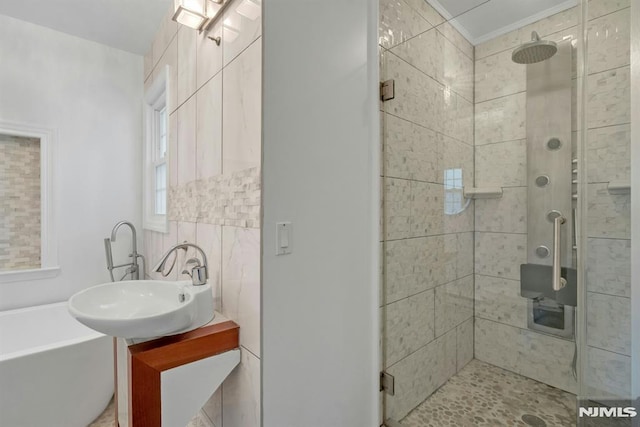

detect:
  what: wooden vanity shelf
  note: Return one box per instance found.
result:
[115,318,240,427]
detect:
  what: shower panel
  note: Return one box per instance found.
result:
[520,39,577,338]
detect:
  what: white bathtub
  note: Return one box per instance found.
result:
[0,302,114,427]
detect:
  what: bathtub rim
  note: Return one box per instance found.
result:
[0,301,106,363]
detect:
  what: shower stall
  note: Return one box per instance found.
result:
[379,0,632,425]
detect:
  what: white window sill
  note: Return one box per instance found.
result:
[0,267,61,283]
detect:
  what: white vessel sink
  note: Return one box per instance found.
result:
[68,280,214,339]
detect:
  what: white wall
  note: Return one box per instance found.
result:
[0,14,143,310]
[261,1,379,426]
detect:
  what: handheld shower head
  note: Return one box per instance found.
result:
[512,31,557,64]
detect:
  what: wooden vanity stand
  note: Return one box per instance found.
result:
[114,319,240,427]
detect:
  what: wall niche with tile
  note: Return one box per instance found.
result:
[0,133,41,271]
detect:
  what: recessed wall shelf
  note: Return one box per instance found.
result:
[607,181,631,195]
[463,187,504,199]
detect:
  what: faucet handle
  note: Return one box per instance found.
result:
[191,265,208,286]
[181,258,207,285]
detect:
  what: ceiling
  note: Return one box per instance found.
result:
[428,0,577,45]
[0,0,172,55]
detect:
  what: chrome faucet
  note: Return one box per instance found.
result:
[153,242,208,286]
[105,221,145,281]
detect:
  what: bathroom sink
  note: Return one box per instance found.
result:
[68,280,214,339]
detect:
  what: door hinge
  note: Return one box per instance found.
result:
[380,371,395,395]
[380,79,395,102]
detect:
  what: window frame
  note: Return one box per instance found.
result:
[143,66,170,233]
[0,121,59,283]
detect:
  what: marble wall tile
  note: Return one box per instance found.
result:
[386,330,456,420]
[441,93,474,145]
[456,317,474,371]
[517,328,577,393]
[475,29,522,61]
[222,226,260,357]
[177,221,198,280]
[385,289,435,367]
[379,0,433,49]
[455,95,474,145]
[384,113,440,182]
[519,7,578,46]
[384,177,412,240]
[152,7,178,71]
[202,387,222,427]
[389,29,439,81]
[440,133,473,185]
[196,74,223,180]
[177,27,197,106]
[588,8,630,75]
[442,233,459,284]
[475,93,526,145]
[434,276,474,337]
[442,327,457,381]
[475,8,576,59]
[197,21,223,90]
[443,196,474,234]
[587,238,631,297]
[587,66,630,128]
[196,223,223,311]
[585,346,631,399]
[456,232,474,278]
[437,21,474,61]
[587,292,631,355]
[392,29,473,102]
[587,124,630,183]
[474,317,520,372]
[403,0,445,27]
[153,38,178,114]
[475,232,527,280]
[475,140,527,187]
[589,0,630,21]
[474,274,528,329]
[475,48,526,103]
[587,183,630,239]
[144,230,160,279]
[177,96,197,185]
[222,0,262,67]
[475,187,527,233]
[410,181,443,236]
[222,38,262,174]
[222,347,261,427]
[385,52,444,132]
[475,318,576,393]
[384,236,442,303]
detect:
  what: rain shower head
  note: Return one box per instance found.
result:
[512,31,557,64]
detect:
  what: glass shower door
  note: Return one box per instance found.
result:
[378,0,634,425]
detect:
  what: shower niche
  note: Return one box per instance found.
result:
[517,38,577,339]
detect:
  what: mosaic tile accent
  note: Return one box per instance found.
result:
[169,167,260,228]
[401,359,576,427]
[0,134,41,271]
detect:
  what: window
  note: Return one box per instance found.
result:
[143,67,169,232]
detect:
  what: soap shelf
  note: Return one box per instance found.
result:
[607,181,631,195]
[464,187,503,199]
